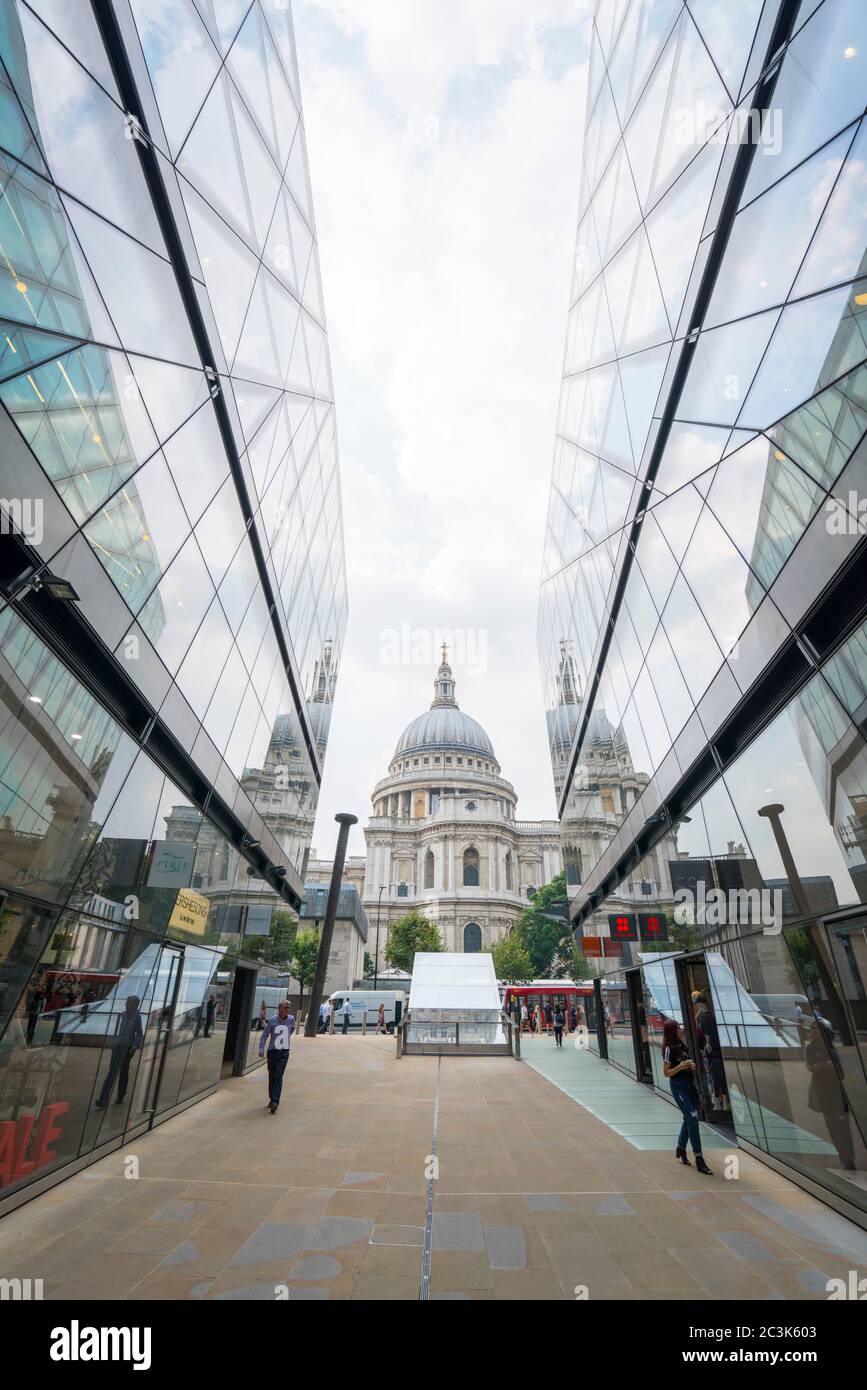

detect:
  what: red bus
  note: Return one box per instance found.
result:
[501,981,597,1033]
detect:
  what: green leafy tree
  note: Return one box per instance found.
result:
[363,951,375,978]
[514,871,570,977]
[668,917,702,952]
[570,948,600,980]
[269,908,298,966]
[384,910,443,973]
[290,928,320,1015]
[492,934,533,983]
[245,907,298,966]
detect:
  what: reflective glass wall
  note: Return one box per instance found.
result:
[539,0,867,1219]
[0,1,346,1204]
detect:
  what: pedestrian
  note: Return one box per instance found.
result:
[317,1001,327,1034]
[662,1018,713,1174]
[94,995,143,1109]
[805,1015,856,1170]
[544,1002,553,1034]
[26,986,45,1046]
[323,998,333,1033]
[258,999,296,1114]
[569,1004,577,1032]
[553,1003,566,1047]
[257,1000,268,1031]
[605,1002,614,1038]
[691,990,725,1110]
[520,1002,528,1034]
[341,996,352,1034]
[375,1001,387,1034]
[204,994,216,1037]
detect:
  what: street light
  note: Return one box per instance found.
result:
[374,884,387,990]
[758,802,810,917]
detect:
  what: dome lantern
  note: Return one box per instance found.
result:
[392,650,497,765]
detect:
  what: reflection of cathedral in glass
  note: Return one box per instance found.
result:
[537,0,867,1222]
[0,0,347,1209]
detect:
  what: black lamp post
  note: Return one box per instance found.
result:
[374,884,387,990]
[758,802,810,917]
[303,813,357,1037]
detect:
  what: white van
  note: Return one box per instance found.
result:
[326,990,405,1030]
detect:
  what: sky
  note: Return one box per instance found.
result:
[294,0,592,858]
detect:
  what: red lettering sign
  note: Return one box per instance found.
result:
[0,1103,68,1187]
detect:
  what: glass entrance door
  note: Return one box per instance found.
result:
[680,955,733,1126]
[593,978,607,1057]
[128,943,184,1127]
[627,969,653,1083]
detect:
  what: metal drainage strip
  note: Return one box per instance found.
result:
[419,1056,441,1300]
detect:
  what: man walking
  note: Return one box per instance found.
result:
[341,996,352,1034]
[95,995,143,1109]
[258,999,296,1114]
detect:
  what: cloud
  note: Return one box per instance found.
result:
[294,0,590,854]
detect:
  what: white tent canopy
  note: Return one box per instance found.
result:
[409,952,500,1013]
[407,953,503,1044]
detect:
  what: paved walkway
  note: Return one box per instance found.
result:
[1,1034,865,1300]
[522,1036,731,1149]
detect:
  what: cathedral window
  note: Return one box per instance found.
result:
[505,851,513,891]
[463,847,480,886]
[424,851,435,889]
[463,922,482,952]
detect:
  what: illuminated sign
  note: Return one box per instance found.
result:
[602,939,624,957]
[607,913,638,940]
[581,935,602,957]
[639,912,668,941]
[168,888,209,937]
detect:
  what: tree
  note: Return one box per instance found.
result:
[514,871,570,977]
[569,948,599,981]
[492,934,533,983]
[384,911,443,973]
[290,928,320,1016]
[245,907,298,966]
[363,951,375,978]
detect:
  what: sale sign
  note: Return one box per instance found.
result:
[0,1103,68,1188]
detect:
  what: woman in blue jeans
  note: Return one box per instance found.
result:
[662,1019,713,1174]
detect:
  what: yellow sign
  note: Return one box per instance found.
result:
[168,888,210,938]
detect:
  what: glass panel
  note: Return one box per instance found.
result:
[129,0,221,158]
[704,132,852,330]
[723,679,864,919]
[13,6,165,252]
[660,573,723,701]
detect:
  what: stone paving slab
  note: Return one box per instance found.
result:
[0,1034,864,1300]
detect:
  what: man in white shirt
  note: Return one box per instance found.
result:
[258,1000,296,1113]
[341,996,353,1034]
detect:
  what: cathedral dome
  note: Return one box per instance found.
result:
[395,707,494,760]
[392,647,496,763]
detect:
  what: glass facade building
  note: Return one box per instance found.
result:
[0,0,347,1209]
[539,0,867,1226]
